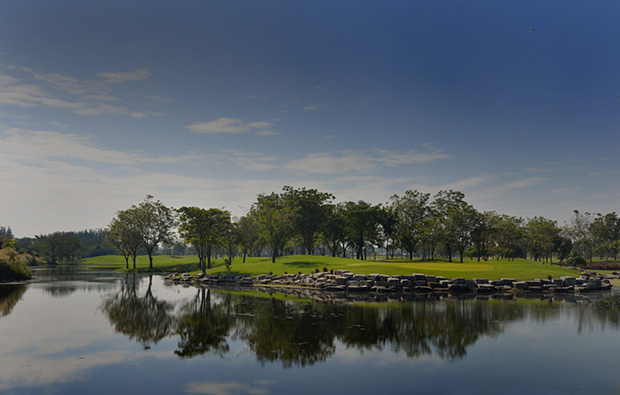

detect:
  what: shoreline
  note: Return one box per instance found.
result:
[166,270,617,296]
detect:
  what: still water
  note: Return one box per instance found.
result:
[1,268,620,394]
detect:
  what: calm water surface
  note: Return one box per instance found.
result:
[1,268,620,394]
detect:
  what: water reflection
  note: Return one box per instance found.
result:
[101,283,620,367]
[101,274,175,349]
[175,289,232,357]
[0,284,26,316]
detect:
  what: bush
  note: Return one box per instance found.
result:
[566,251,586,267]
[0,248,33,282]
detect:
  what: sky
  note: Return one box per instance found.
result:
[1,0,619,237]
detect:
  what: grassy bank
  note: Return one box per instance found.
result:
[80,254,582,281]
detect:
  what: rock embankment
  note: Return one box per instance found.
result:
[165,270,615,294]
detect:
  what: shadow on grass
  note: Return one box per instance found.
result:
[282,260,317,268]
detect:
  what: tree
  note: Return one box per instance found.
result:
[236,214,260,263]
[220,218,237,270]
[0,226,15,249]
[470,211,498,262]
[342,201,381,260]
[492,215,526,260]
[178,207,230,272]
[281,186,334,255]
[591,212,620,261]
[566,210,596,263]
[432,190,477,263]
[320,203,346,258]
[526,216,560,264]
[253,193,297,263]
[34,232,81,264]
[390,190,430,260]
[107,210,141,269]
[131,195,177,270]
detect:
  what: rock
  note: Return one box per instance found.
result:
[476,284,497,293]
[561,276,577,286]
[500,278,516,286]
[514,281,528,290]
[387,277,401,287]
[449,284,470,293]
[474,278,489,285]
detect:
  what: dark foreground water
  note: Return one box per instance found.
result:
[1,268,620,394]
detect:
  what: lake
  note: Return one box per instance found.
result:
[1,267,619,394]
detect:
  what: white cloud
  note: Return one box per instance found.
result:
[96,68,152,83]
[303,104,328,111]
[0,65,156,118]
[285,151,376,174]
[254,130,279,136]
[439,175,494,191]
[186,118,276,135]
[283,147,451,175]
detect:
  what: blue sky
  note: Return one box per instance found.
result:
[1,0,619,237]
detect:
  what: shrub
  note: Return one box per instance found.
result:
[566,251,586,267]
[0,248,33,282]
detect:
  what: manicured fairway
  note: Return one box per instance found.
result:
[80,254,582,281]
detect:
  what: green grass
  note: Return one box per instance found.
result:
[80,254,581,281]
[80,255,200,273]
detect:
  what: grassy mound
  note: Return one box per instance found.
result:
[80,254,581,281]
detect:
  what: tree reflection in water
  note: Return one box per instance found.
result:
[101,274,175,349]
[175,288,232,357]
[101,282,620,367]
[0,285,26,317]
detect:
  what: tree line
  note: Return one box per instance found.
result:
[103,187,620,271]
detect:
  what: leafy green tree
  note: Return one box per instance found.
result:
[34,232,82,264]
[131,195,177,270]
[236,214,260,263]
[566,210,596,263]
[591,212,620,261]
[526,216,560,264]
[470,211,498,262]
[281,186,334,255]
[178,207,230,272]
[0,226,15,249]
[320,203,347,258]
[379,205,398,259]
[253,192,297,263]
[492,215,526,260]
[342,201,381,260]
[107,210,141,269]
[432,190,477,263]
[390,190,430,260]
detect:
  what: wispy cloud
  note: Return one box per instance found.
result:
[303,104,328,111]
[0,64,156,118]
[186,118,276,135]
[284,147,451,174]
[96,69,151,83]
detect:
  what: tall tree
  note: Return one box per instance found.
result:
[253,192,297,263]
[107,210,141,269]
[131,195,177,270]
[320,203,346,258]
[236,213,260,263]
[281,186,334,255]
[526,216,560,264]
[178,207,230,272]
[390,190,430,260]
[342,201,381,260]
[432,190,476,263]
[566,210,596,263]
